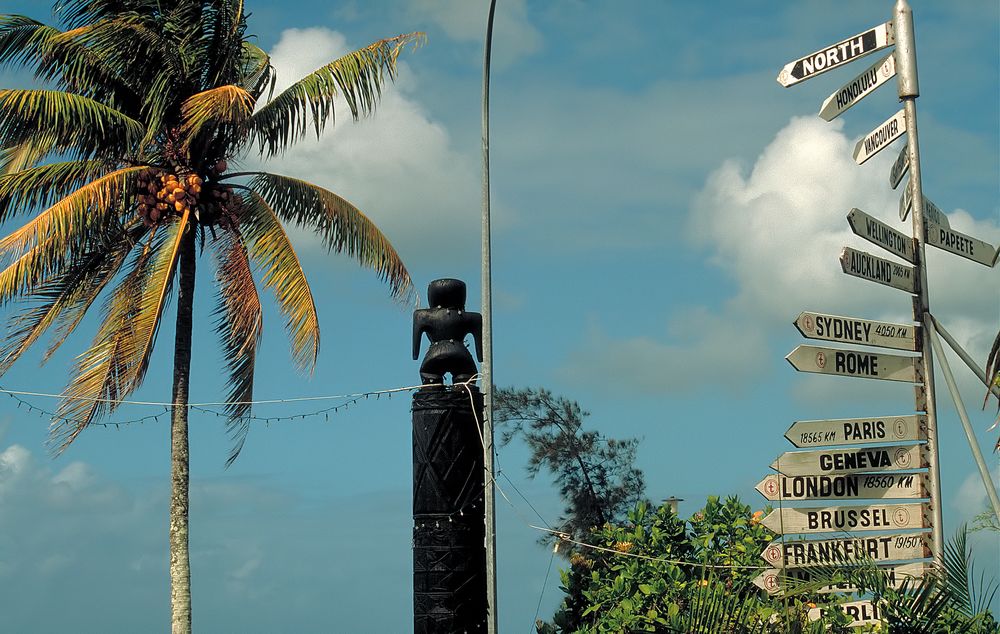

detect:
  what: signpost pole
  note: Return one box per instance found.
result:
[893,0,943,567]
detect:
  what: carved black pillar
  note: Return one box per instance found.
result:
[412,386,487,633]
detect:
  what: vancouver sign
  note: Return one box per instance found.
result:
[853,109,906,165]
[755,472,926,502]
[786,345,923,383]
[760,532,930,568]
[794,311,919,352]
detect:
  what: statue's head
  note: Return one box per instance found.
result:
[427,278,466,309]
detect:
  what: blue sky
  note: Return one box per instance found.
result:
[0,1,997,631]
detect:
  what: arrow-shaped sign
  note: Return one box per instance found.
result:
[853,109,906,165]
[794,311,919,352]
[785,414,926,448]
[840,246,917,294]
[925,220,999,268]
[786,345,922,383]
[755,472,927,502]
[760,503,928,535]
[889,144,909,189]
[777,22,894,88]
[820,52,896,121]
[754,562,925,596]
[899,187,951,228]
[848,208,914,263]
[771,444,926,477]
[760,532,931,568]
[808,600,883,626]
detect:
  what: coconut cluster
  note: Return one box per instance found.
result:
[134,160,241,229]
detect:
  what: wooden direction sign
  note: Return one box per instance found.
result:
[785,414,926,448]
[925,220,999,268]
[840,246,917,294]
[853,109,906,165]
[808,600,882,627]
[760,532,930,568]
[770,444,925,477]
[794,311,919,352]
[777,22,894,88]
[760,503,928,535]
[754,562,925,596]
[786,345,923,383]
[889,144,909,189]
[899,187,951,228]
[755,472,927,502]
[848,208,914,263]
[820,52,896,121]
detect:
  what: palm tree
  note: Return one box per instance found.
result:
[0,2,419,631]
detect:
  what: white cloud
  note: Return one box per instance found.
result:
[408,0,542,67]
[249,28,481,266]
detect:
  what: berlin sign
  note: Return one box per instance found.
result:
[754,562,925,596]
[760,532,930,568]
[794,311,919,352]
[898,187,951,227]
[808,600,883,627]
[786,345,923,383]
[840,246,917,294]
[925,220,999,268]
[847,207,914,263]
[760,503,928,535]
[889,143,909,189]
[820,52,896,121]
[770,444,925,477]
[853,109,906,165]
[755,472,926,502]
[784,414,926,448]
[777,22,894,88]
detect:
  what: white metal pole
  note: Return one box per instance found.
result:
[929,314,1000,400]
[893,0,944,567]
[927,320,1000,519]
[481,1,499,631]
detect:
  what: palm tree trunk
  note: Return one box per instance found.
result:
[170,226,196,634]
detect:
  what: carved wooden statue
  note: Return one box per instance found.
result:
[412,278,483,385]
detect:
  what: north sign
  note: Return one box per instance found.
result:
[760,532,930,568]
[848,207,914,263]
[777,22,894,88]
[786,345,923,383]
[820,52,896,121]
[889,144,909,189]
[925,221,999,268]
[770,444,925,477]
[755,472,926,502]
[785,414,926,448]
[794,311,919,352]
[760,503,927,535]
[899,187,951,228]
[840,246,917,294]
[853,109,906,165]
[754,563,924,596]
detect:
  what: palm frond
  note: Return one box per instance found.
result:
[0,134,57,174]
[248,32,423,156]
[0,89,144,159]
[0,159,118,220]
[179,84,253,148]
[239,190,319,372]
[243,171,414,303]
[239,41,273,101]
[212,225,262,466]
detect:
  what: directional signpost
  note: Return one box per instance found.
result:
[777,22,894,88]
[755,472,927,502]
[760,532,931,568]
[786,345,922,383]
[889,144,909,189]
[784,414,926,447]
[848,208,914,263]
[820,53,896,121]
[770,444,925,476]
[853,108,906,165]
[808,601,883,627]
[899,187,950,227]
[759,503,927,535]
[925,221,999,268]
[840,246,916,293]
[754,562,925,596]
[794,311,919,352]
